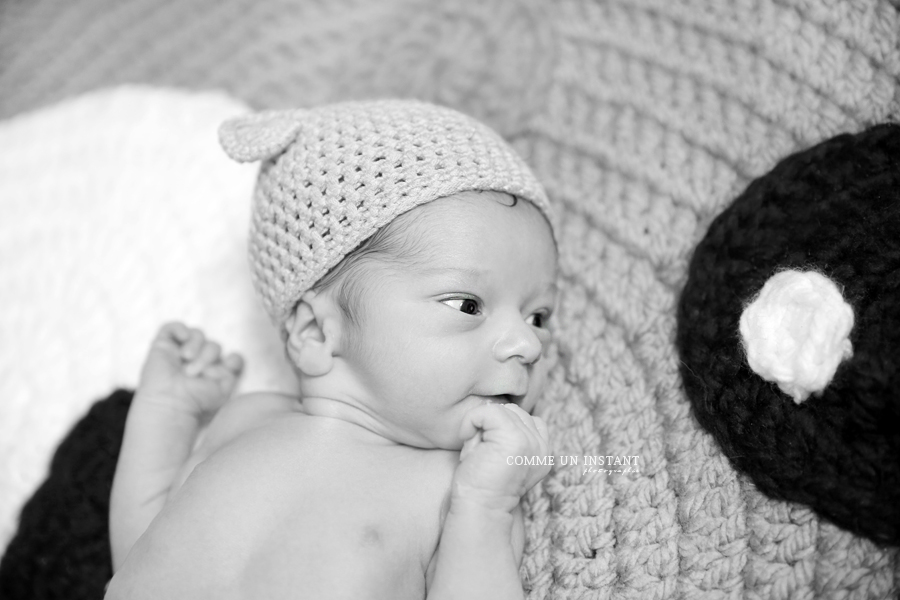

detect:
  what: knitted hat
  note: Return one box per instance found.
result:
[676,123,900,546]
[219,99,553,326]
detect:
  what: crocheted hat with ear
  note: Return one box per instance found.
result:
[676,123,900,546]
[219,99,552,327]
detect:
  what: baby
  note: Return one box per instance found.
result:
[105,100,558,599]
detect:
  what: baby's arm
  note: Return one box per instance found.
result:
[427,403,551,600]
[108,323,243,570]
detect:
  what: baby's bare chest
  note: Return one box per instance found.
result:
[163,417,459,596]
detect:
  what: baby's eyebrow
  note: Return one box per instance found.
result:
[417,266,558,297]
[415,266,488,281]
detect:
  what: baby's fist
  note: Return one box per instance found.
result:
[138,322,244,419]
[452,403,551,512]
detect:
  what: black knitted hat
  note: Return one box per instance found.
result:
[676,123,900,546]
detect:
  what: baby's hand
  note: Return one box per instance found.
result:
[452,403,551,513]
[137,322,244,421]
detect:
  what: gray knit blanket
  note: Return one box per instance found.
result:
[1,0,898,597]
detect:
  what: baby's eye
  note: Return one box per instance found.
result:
[527,311,550,329]
[441,297,482,316]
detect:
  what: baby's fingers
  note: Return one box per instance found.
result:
[532,415,550,453]
[201,360,241,386]
[457,402,515,443]
[500,406,552,470]
[223,352,245,375]
[199,354,245,389]
[161,321,191,340]
[180,328,207,362]
[501,404,542,438]
[459,403,545,456]
[151,322,191,351]
[497,404,550,455]
[185,341,221,376]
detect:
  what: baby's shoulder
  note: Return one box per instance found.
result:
[194,391,301,457]
[224,390,302,417]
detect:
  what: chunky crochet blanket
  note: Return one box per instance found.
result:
[1,0,899,598]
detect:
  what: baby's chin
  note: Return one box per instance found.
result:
[417,426,471,452]
[407,432,466,452]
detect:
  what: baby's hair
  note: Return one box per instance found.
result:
[311,209,424,325]
[304,192,547,327]
[280,219,415,360]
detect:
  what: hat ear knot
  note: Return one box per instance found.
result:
[218,110,305,162]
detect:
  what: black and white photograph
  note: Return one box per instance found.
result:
[1,1,898,598]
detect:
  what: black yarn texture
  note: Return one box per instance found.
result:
[0,389,132,600]
[677,124,900,546]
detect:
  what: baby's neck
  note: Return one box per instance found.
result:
[298,395,405,446]
[295,364,451,450]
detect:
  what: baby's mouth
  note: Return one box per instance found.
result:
[486,393,526,405]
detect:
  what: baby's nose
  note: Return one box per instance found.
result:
[492,318,543,365]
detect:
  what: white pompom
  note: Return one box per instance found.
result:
[739,270,854,403]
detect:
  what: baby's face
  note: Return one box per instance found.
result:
[336,191,558,450]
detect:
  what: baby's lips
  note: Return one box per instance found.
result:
[504,393,528,406]
[473,393,526,405]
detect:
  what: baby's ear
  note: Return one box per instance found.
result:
[285,292,340,377]
[218,110,306,163]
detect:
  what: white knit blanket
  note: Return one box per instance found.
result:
[0,87,302,549]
